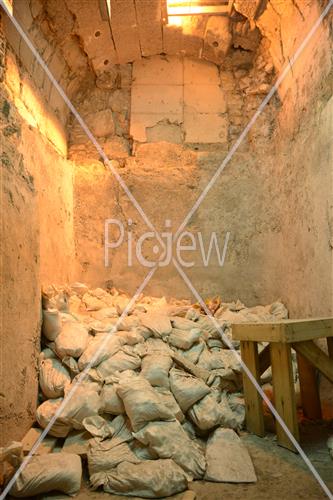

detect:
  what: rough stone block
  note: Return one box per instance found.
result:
[184,112,228,143]
[133,56,183,85]
[136,0,163,56]
[130,112,183,142]
[205,428,257,483]
[85,109,115,138]
[202,16,232,65]
[3,14,21,55]
[184,58,219,85]
[184,84,227,114]
[146,121,183,144]
[19,38,34,74]
[110,0,141,63]
[131,85,183,114]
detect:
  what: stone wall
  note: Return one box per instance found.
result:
[1,10,75,444]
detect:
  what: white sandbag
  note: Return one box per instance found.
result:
[168,328,201,350]
[205,428,257,483]
[39,358,71,399]
[116,330,145,345]
[134,420,206,479]
[88,439,140,487]
[36,398,72,438]
[42,309,61,341]
[82,415,113,439]
[55,322,89,359]
[188,390,222,431]
[171,317,198,330]
[97,459,188,498]
[169,368,210,412]
[62,383,101,429]
[116,375,174,431]
[141,353,172,388]
[78,333,125,371]
[96,346,141,380]
[100,383,125,414]
[155,387,185,422]
[10,453,82,497]
[91,307,118,320]
[139,312,172,338]
[178,340,205,364]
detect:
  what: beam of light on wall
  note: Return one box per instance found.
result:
[1,0,13,15]
[166,1,229,26]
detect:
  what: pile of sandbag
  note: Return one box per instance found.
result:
[5,284,289,498]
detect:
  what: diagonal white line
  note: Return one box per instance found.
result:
[174,0,333,240]
[172,258,333,500]
[0,0,165,253]
[0,266,157,499]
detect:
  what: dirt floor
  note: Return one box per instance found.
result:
[30,421,333,500]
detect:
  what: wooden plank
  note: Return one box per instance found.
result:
[240,341,265,437]
[232,318,333,343]
[292,341,333,384]
[232,323,285,343]
[270,343,299,451]
[296,353,322,420]
[259,344,271,375]
[327,337,333,359]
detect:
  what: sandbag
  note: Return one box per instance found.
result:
[36,398,72,438]
[188,390,221,431]
[78,333,125,371]
[144,337,172,354]
[39,357,71,399]
[96,347,141,380]
[178,340,205,364]
[171,317,198,330]
[134,420,206,479]
[116,330,144,345]
[100,383,125,414]
[88,439,140,487]
[10,453,82,497]
[139,312,172,338]
[169,368,210,412]
[130,440,158,460]
[82,415,113,439]
[0,441,23,487]
[168,328,201,350]
[42,309,61,341]
[55,322,89,359]
[141,353,172,388]
[219,392,245,430]
[155,387,185,422]
[61,382,101,429]
[82,292,106,311]
[116,375,174,431]
[96,459,188,498]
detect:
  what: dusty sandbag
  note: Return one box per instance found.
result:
[178,340,205,364]
[42,309,61,341]
[188,390,222,431]
[55,322,89,359]
[100,383,125,415]
[145,337,172,354]
[139,312,172,338]
[171,317,198,330]
[117,315,141,331]
[36,398,72,438]
[0,441,23,487]
[205,428,257,483]
[96,346,141,380]
[78,333,125,371]
[168,328,201,350]
[269,301,288,319]
[185,308,200,321]
[171,351,210,383]
[130,440,158,460]
[70,282,88,297]
[61,382,101,429]
[62,356,80,376]
[169,368,210,412]
[88,439,140,487]
[39,357,71,398]
[116,330,145,345]
[38,347,56,363]
[116,375,174,431]
[10,453,82,497]
[133,325,152,340]
[197,350,226,371]
[219,392,245,430]
[141,353,172,388]
[91,307,118,320]
[97,459,189,498]
[134,420,206,479]
[82,292,107,311]
[155,387,185,422]
[109,414,134,444]
[82,415,113,439]
[195,316,222,341]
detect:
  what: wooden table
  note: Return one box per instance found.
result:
[232,318,333,451]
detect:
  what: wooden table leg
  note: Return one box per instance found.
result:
[297,353,322,420]
[240,340,265,437]
[327,337,333,359]
[270,342,300,451]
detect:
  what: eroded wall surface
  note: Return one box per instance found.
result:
[1,14,75,443]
